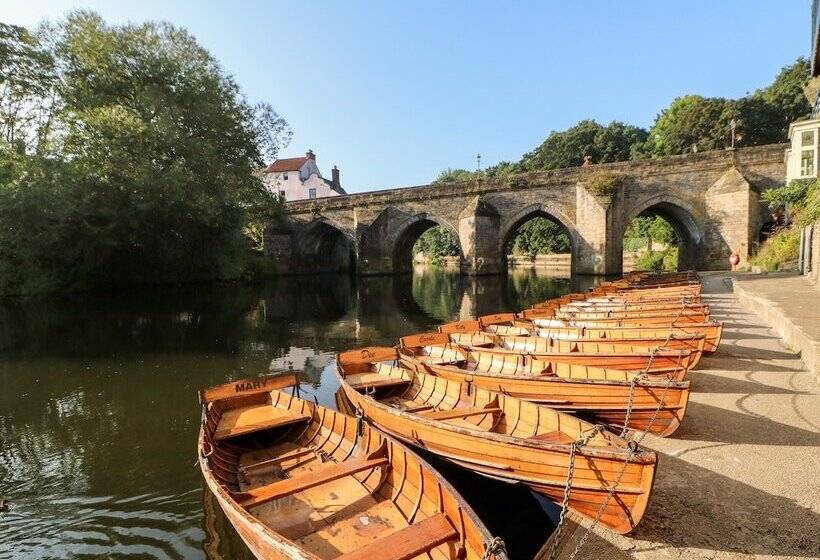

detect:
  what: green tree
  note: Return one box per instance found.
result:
[520,120,647,171]
[413,226,459,263]
[0,13,290,295]
[636,59,810,158]
[509,217,570,256]
[640,95,738,157]
[623,215,677,250]
[432,167,477,184]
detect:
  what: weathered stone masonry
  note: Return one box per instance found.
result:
[266,144,787,276]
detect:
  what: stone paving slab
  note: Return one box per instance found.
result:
[732,272,820,376]
[542,272,820,560]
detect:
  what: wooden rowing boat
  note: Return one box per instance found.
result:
[443,330,704,371]
[198,372,506,560]
[403,332,693,374]
[475,313,722,354]
[549,308,710,322]
[440,318,707,356]
[396,337,690,436]
[521,309,708,326]
[335,348,658,535]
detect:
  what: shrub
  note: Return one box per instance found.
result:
[750,227,800,271]
[635,247,678,272]
[762,179,820,226]
[586,171,624,200]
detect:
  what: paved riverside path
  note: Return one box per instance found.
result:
[547,272,820,560]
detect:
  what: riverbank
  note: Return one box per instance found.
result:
[543,272,820,559]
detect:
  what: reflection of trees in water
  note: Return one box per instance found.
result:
[411,267,465,321]
[0,284,265,360]
[504,268,572,309]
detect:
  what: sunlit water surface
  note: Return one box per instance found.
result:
[0,268,600,560]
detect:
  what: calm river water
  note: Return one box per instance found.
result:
[0,268,600,560]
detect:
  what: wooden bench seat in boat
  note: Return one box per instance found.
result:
[336,512,458,560]
[420,406,503,421]
[345,363,412,390]
[214,404,311,441]
[346,372,411,390]
[233,445,390,509]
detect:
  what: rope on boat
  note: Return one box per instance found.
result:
[482,536,507,560]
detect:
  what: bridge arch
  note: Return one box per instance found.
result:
[391,213,463,273]
[292,217,357,273]
[620,195,705,271]
[357,207,464,274]
[499,203,580,272]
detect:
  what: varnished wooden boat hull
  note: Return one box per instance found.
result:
[335,353,657,535]
[446,331,702,372]
[401,355,690,437]
[497,335,704,370]
[525,312,710,326]
[580,324,722,354]
[466,345,692,373]
[198,376,505,560]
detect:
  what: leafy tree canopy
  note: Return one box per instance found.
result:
[413,226,460,263]
[509,217,570,256]
[0,12,291,295]
[521,120,648,171]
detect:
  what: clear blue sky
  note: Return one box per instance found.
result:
[1,1,810,192]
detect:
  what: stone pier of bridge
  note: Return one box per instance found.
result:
[265,144,787,276]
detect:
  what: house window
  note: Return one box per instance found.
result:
[308,188,317,199]
[279,190,285,199]
[802,130,815,147]
[800,149,815,176]
[283,172,288,180]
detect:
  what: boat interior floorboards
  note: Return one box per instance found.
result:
[236,441,446,559]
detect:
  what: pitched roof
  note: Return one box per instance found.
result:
[265,157,309,173]
[323,178,347,195]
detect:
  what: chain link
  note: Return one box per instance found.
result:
[553,287,693,559]
[545,424,606,560]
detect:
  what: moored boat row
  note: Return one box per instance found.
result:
[196,271,719,558]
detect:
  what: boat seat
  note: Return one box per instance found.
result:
[233,447,390,509]
[214,405,311,441]
[420,406,503,421]
[336,512,458,560]
[346,371,411,390]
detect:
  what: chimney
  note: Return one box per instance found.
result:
[306,149,315,160]
[332,165,340,187]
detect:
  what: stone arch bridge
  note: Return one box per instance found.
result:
[266,144,786,276]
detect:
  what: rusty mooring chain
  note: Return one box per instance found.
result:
[546,424,606,560]
[551,288,691,559]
